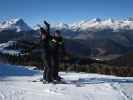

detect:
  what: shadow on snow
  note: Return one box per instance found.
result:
[0,64,40,78]
[67,77,133,87]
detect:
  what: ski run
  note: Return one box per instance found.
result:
[0,64,133,100]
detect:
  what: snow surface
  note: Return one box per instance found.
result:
[0,64,133,100]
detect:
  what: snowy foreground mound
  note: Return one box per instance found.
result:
[0,64,133,100]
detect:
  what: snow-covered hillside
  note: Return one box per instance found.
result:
[0,64,133,100]
[0,18,32,32]
[0,41,22,56]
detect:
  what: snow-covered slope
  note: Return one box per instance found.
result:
[0,64,133,100]
[0,18,32,32]
[0,41,23,56]
[0,41,15,48]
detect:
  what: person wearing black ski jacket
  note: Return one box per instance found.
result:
[40,21,53,82]
[51,30,65,81]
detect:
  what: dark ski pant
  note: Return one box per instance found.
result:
[43,52,53,82]
[43,53,60,81]
[53,53,59,80]
[52,49,62,81]
[42,49,61,81]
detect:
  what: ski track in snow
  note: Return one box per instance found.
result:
[0,64,133,100]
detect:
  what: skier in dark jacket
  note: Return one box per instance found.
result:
[51,30,65,81]
[39,21,65,83]
[40,21,53,82]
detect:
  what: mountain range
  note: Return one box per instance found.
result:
[0,18,133,58]
[0,18,36,43]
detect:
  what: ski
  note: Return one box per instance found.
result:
[32,78,72,84]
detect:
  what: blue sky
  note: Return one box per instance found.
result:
[0,0,133,26]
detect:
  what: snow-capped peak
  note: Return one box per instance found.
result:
[90,18,101,22]
[6,18,22,24]
[53,22,69,29]
[127,17,133,21]
[0,18,32,32]
[105,18,114,23]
